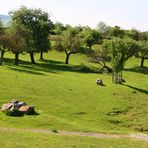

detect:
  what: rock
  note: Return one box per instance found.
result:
[96,78,104,86]
[1,99,36,116]
[19,105,34,114]
[11,99,26,108]
[1,103,19,112]
[17,102,26,107]
[1,103,10,111]
[11,99,18,104]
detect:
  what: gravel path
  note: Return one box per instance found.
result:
[0,127,148,142]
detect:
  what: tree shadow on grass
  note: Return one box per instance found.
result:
[22,62,101,74]
[31,59,101,74]
[3,58,45,75]
[3,58,101,75]
[26,110,40,116]
[39,59,64,65]
[124,66,148,75]
[7,67,45,75]
[4,58,58,75]
[123,84,148,95]
[4,58,31,66]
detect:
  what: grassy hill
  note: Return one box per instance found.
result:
[0,51,147,146]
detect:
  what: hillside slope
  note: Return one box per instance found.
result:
[0,51,147,134]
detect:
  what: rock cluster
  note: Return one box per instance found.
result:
[1,99,34,116]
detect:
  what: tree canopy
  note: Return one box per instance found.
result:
[10,6,53,61]
[103,38,139,83]
[55,27,83,64]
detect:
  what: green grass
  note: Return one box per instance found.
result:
[0,130,148,148]
[0,51,147,135]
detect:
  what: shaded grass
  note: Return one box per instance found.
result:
[124,66,148,75]
[4,58,100,75]
[123,84,148,95]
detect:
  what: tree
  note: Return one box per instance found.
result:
[80,27,100,49]
[103,38,139,84]
[107,26,125,39]
[0,33,10,65]
[136,41,148,68]
[54,22,65,35]
[10,6,53,62]
[55,28,82,64]
[104,38,125,83]
[97,22,109,39]
[0,22,9,65]
[6,23,28,65]
[89,46,112,73]
[125,29,140,41]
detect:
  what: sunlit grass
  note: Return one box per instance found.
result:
[0,51,147,134]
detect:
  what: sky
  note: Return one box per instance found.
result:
[0,0,148,31]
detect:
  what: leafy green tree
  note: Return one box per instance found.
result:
[6,27,26,65]
[139,32,148,41]
[89,46,112,73]
[55,28,82,64]
[97,22,109,39]
[125,29,140,41]
[54,22,65,35]
[0,33,10,65]
[0,22,9,65]
[80,27,99,49]
[98,23,125,39]
[107,26,125,39]
[10,6,53,62]
[103,38,139,83]
[136,41,148,68]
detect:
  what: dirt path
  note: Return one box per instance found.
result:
[0,127,148,142]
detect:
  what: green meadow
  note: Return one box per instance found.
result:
[0,51,147,146]
[0,130,148,148]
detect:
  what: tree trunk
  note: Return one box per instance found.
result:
[89,45,92,50]
[104,65,112,74]
[140,57,144,68]
[112,71,118,84]
[115,72,118,84]
[112,71,115,83]
[0,50,5,65]
[40,50,43,60]
[30,52,36,64]
[14,52,19,65]
[118,71,122,84]
[65,53,70,64]
[112,71,121,84]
